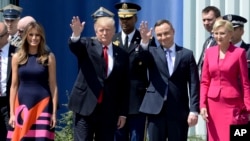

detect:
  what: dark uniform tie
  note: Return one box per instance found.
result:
[125,35,129,48]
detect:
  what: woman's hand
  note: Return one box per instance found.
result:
[200,108,209,122]
[9,115,16,128]
[50,113,57,129]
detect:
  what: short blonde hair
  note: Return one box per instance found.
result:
[212,19,234,32]
[94,17,115,32]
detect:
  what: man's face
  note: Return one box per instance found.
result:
[119,15,137,34]
[231,27,244,44]
[202,11,217,33]
[95,21,115,46]
[4,19,19,35]
[154,23,174,48]
[17,23,25,38]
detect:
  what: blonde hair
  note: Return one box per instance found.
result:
[94,17,115,32]
[17,22,49,65]
[212,19,234,33]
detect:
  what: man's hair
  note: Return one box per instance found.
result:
[202,6,221,18]
[94,17,115,30]
[154,19,174,30]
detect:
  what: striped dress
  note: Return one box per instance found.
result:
[7,54,54,141]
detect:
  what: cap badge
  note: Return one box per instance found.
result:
[227,15,232,21]
[122,3,128,9]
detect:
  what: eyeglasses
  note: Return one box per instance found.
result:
[17,29,24,34]
[0,31,8,38]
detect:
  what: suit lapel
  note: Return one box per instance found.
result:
[128,30,141,53]
[113,33,124,49]
[7,45,16,80]
[173,46,182,73]
[92,39,103,57]
[155,47,170,78]
[240,41,249,51]
[220,44,234,67]
[110,44,120,77]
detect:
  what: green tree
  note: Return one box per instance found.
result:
[55,91,73,141]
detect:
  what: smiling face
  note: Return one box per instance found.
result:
[27,28,41,48]
[213,20,233,47]
[154,21,175,49]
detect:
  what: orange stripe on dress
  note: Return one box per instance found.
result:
[11,96,50,141]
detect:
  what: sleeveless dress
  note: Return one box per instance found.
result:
[7,54,54,141]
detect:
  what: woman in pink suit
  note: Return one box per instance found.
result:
[200,19,250,141]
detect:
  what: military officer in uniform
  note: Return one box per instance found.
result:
[222,14,250,79]
[0,4,22,45]
[113,2,156,141]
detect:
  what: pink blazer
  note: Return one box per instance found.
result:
[200,44,250,111]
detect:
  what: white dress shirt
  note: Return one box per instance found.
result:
[121,29,136,47]
[70,36,114,76]
[0,43,10,96]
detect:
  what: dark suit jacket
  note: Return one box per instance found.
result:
[139,45,200,120]
[68,37,129,117]
[5,44,17,98]
[112,29,156,114]
[0,44,16,108]
[198,36,217,70]
[240,41,250,79]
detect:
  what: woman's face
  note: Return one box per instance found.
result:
[27,28,41,48]
[213,25,232,46]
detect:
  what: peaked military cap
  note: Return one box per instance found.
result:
[115,2,141,18]
[91,7,114,20]
[0,4,22,20]
[222,14,247,27]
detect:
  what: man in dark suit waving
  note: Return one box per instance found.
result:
[139,19,200,141]
[68,15,129,141]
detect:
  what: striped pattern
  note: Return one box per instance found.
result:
[7,97,54,141]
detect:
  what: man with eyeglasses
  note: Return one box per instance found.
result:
[0,4,22,45]
[11,16,36,47]
[0,22,17,140]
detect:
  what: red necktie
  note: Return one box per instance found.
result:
[103,46,108,76]
[97,46,108,104]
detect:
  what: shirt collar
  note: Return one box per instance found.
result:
[122,29,136,41]
[163,43,175,53]
[103,43,112,49]
[234,40,243,47]
[1,42,9,53]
